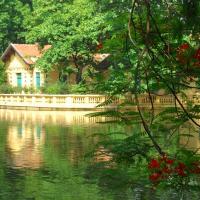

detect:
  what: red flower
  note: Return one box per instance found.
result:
[174,163,187,177]
[162,167,172,174]
[194,48,200,60]
[149,172,161,182]
[179,43,190,50]
[160,155,174,164]
[166,159,174,165]
[178,162,186,169]
[175,168,187,176]
[148,159,160,169]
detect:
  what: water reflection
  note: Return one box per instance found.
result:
[0,109,116,199]
[1,109,110,170]
[7,123,45,169]
[1,108,200,199]
[0,109,106,125]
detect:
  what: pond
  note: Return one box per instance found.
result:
[0,109,200,200]
[0,109,128,200]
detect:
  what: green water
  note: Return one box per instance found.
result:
[0,109,200,200]
[0,109,132,200]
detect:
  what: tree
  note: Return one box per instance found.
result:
[90,0,200,190]
[0,0,30,53]
[24,0,110,83]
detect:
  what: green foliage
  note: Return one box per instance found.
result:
[68,84,88,94]
[0,61,6,84]
[0,85,40,94]
[0,84,14,94]
[23,0,111,83]
[41,82,69,94]
[22,87,36,94]
[40,82,91,94]
[0,0,30,53]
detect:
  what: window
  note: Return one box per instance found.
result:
[16,73,22,87]
[36,72,41,88]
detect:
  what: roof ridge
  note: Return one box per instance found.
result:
[12,43,39,45]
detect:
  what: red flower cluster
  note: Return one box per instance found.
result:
[174,162,187,177]
[193,48,200,66]
[148,155,175,182]
[148,155,200,183]
[177,43,200,66]
[179,43,190,50]
[194,48,200,60]
[149,172,161,181]
[148,159,160,168]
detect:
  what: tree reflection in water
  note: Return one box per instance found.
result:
[0,109,200,199]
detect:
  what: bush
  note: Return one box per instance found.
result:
[0,83,93,94]
[0,84,38,94]
[41,82,69,94]
[0,84,14,94]
[23,87,36,94]
[12,86,24,93]
[68,84,88,94]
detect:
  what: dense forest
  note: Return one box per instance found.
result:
[1,0,200,196]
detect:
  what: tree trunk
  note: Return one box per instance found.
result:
[76,66,83,84]
[72,55,84,84]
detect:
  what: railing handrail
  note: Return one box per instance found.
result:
[0,93,199,110]
[0,93,107,97]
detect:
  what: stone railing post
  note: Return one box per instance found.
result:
[65,96,73,107]
[42,96,46,104]
[53,96,57,104]
[156,96,160,104]
[85,96,90,105]
[32,96,36,104]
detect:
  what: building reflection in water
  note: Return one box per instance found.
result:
[2,108,200,170]
[7,123,45,169]
[0,109,107,126]
[0,109,110,169]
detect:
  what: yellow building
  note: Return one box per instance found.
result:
[1,43,110,89]
[1,43,59,89]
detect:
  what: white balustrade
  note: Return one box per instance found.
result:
[0,93,199,109]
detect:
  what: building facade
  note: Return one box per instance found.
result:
[1,43,110,89]
[1,43,58,88]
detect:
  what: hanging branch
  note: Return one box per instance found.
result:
[144,69,155,125]
[135,67,165,156]
[127,0,165,155]
[127,0,200,158]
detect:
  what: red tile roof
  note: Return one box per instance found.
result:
[1,43,109,65]
[1,43,51,65]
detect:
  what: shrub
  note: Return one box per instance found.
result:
[0,85,37,94]
[12,86,23,94]
[68,84,88,94]
[23,87,36,94]
[0,84,14,94]
[41,82,69,94]
[0,83,93,94]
